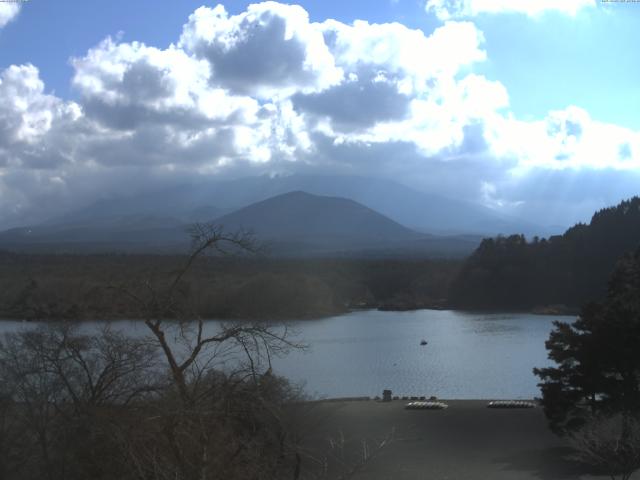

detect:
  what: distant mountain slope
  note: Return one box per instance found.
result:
[215,191,421,244]
[229,175,542,236]
[45,174,547,237]
[450,196,640,310]
[214,191,481,257]
[0,214,190,253]
[46,195,226,226]
[0,191,481,257]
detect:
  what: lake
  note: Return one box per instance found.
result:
[0,309,574,400]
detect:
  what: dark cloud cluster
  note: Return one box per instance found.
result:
[293,67,412,132]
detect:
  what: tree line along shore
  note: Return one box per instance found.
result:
[0,253,459,321]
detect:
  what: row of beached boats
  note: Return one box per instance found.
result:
[404,400,536,410]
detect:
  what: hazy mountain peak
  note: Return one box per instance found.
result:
[214,190,419,241]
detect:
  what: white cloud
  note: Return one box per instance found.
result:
[0,3,20,28]
[0,64,87,225]
[0,64,82,149]
[71,37,261,130]
[69,35,314,172]
[291,19,489,148]
[179,3,342,98]
[487,106,640,172]
[426,0,596,19]
[321,19,485,90]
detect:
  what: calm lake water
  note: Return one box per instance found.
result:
[0,310,574,400]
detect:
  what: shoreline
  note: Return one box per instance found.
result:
[310,396,539,403]
[0,304,578,322]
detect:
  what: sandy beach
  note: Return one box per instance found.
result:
[301,400,627,480]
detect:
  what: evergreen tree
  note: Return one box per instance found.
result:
[451,196,640,310]
[534,249,640,433]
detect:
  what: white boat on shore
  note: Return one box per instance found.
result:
[405,401,448,410]
[487,400,536,409]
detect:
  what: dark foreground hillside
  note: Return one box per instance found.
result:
[0,253,460,320]
[450,197,640,311]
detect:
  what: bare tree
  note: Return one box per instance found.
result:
[110,223,307,480]
[0,323,160,480]
[303,429,395,480]
[570,413,640,480]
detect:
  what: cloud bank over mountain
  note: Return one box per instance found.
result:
[0,1,638,229]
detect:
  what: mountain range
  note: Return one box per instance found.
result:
[0,189,480,257]
[0,174,560,256]
[45,174,551,234]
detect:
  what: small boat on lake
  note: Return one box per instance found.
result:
[420,339,428,346]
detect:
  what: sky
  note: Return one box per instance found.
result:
[0,0,639,230]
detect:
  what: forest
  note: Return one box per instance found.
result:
[450,197,640,311]
[0,251,459,321]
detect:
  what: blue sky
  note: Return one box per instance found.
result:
[474,8,640,129]
[0,0,639,229]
